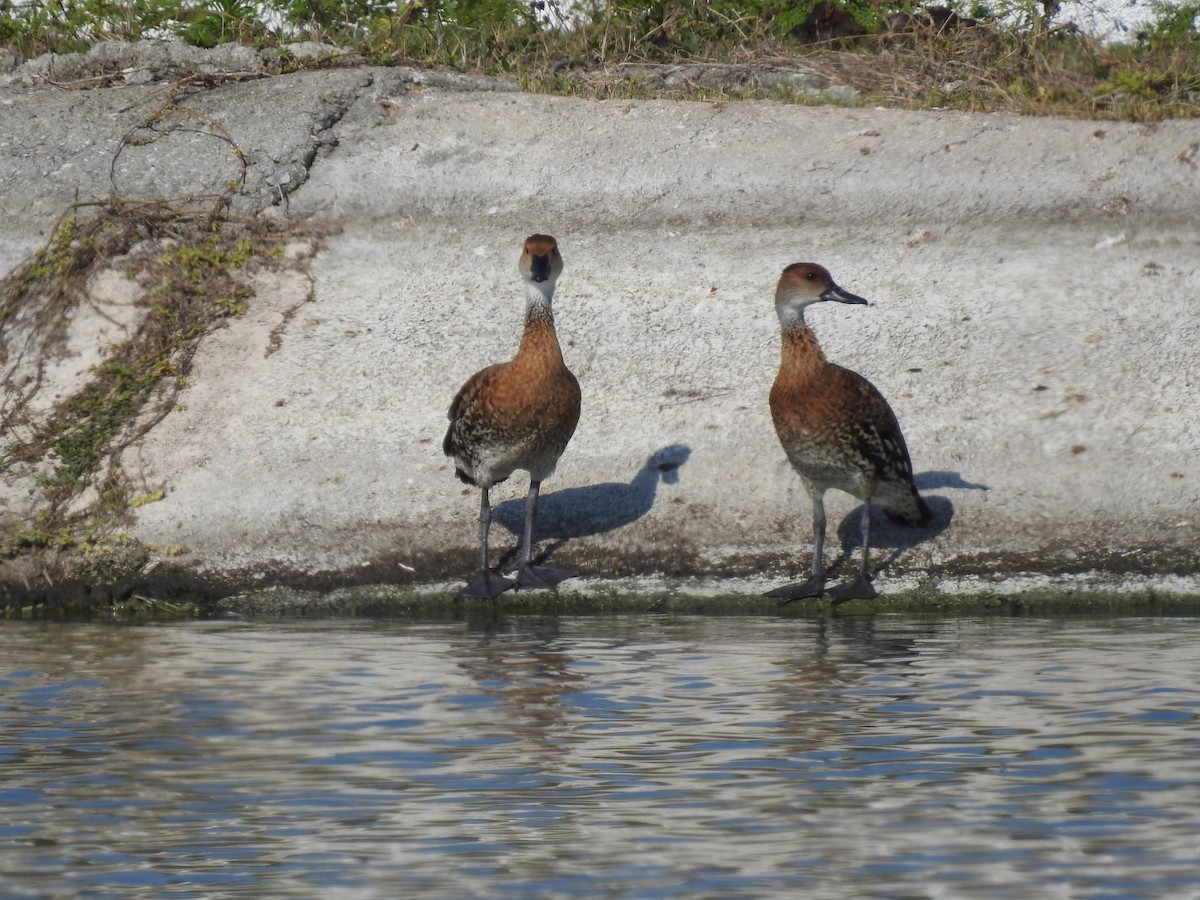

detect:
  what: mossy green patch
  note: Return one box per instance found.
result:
[0,200,316,563]
[211,583,1200,619]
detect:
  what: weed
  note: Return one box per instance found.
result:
[2,2,1198,119]
[216,296,248,316]
[0,200,310,560]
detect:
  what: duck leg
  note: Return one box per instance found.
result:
[457,488,517,601]
[829,503,878,603]
[515,480,577,590]
[767,495,829,602]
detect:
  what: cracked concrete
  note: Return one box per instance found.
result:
[1,46,1198,606]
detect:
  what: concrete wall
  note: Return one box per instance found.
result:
[2,62,1197,599]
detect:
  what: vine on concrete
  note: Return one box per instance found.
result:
[0,79,318,567]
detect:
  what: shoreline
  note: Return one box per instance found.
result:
[2,54,1197,614]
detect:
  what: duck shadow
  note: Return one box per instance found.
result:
[493,443,692,567]
[829,470,989,576]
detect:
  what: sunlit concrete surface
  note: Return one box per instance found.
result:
[1,59,1197,600]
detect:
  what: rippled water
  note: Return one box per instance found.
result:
[2,613,1199,898]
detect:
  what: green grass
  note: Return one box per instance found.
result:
[1,1,1198,120]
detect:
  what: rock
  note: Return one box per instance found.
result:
[283,42,344,61]
[6,38,266,88]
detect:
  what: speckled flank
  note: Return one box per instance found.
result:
[443,315,579,490]
[771,328,927,521]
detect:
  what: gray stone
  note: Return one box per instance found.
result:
[283,41,344,61]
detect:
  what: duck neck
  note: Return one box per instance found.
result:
[524,281,556,326]
[518,282,564,364]
[778,318,828,381]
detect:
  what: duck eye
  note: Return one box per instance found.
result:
[805,272,816,281]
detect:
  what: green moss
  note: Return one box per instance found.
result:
[0,200,313,563]
[210,583,1200,619]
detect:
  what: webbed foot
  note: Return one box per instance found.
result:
[766,577,827,604]
[456,569,517,601]
[829,576,877,604]
[516,564,578,591]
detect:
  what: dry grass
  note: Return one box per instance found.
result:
[3,2,1197,120]
[515,23,1200,121]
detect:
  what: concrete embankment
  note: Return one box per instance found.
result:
[1,43,1197,610]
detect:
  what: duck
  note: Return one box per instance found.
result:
[443,234,582,601]
[766,263,930,603]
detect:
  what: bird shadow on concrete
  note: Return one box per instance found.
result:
[829,470,990,577]
[492,443,692,568]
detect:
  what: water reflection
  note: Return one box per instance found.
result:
[2,615,1199,897]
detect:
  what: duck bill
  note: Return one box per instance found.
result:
[529,255,552,282]
[821,282,868,305]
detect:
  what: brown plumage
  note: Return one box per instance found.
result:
[766,263,930,604]
[444,234,581,601]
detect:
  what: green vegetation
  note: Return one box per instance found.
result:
[2,590,198,618]
[0,200,308,561]
[0,69,319,578]
[1,0,1197,119]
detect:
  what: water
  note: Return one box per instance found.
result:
[2,613,1199,898]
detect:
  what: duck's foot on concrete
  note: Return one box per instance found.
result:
[766,577,827,604]
[456,569,517,601]
[516,564,578,591]
[829,577,877,604]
